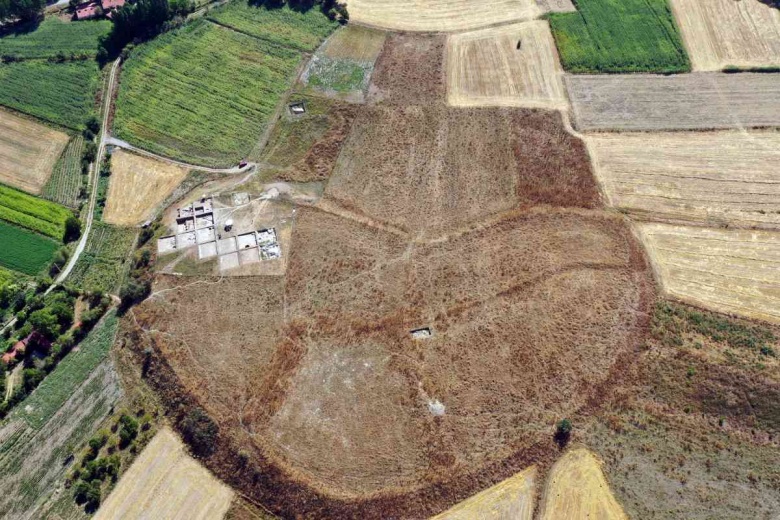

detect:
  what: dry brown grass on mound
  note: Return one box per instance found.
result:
[367,33,446,106]
[126,204,653,518]
[324,105,600,237]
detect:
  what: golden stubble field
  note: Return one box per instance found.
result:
[637,222,780,324]
[0,107,69,194]
[104,150,189,226]
[587,131,780,228]
[670,0,780,71]
[345,0,541,32]
[447,21,567,109]
[95,427,234,520]
[539,448,627,520]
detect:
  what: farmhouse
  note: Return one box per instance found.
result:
[74,0,125,19]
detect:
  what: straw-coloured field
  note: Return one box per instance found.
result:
[637,223,780,324]
[0,108,69,195]
[566,73,780,131]
[345,0,541,32]
[587,131,780,228]
[447,21,567,109]
[321,25,386,61]
[95,427,234,520]
[103,151,189,226]
[670,0,780,71]
[539,448,627,520]
[432,466,537,520]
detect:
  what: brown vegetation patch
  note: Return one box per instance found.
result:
[324,105,599,237]
[367,33,446,106]
[0,107,69,194]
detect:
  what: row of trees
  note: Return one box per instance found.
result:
[0,0,45,23]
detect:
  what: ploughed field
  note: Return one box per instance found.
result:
[123,31,657,516]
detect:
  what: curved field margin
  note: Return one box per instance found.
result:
[539,448,627,520]
[670,0,780,71]
[345,0,542,32]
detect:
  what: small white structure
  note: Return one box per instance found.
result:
[237,232,258,250]
[411,327,432,339]
[196,226,216,244]
[427,399,446,416]
[260,243,281,260]
[157,236,177,255]
[198,241,217,259]
[216,236,237,255]
[224,218,234,232]
[257,228,277,246]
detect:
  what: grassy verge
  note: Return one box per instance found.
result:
[549,0,690,73]
[15,311,118,430]
[70,222,136,294]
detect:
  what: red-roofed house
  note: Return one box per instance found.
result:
[1,332,52,365]
[74,0,125,20]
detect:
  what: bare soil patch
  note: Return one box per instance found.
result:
[345,0,541,32]
[637,223,780,324]
[587,130,780,229]
[447,21,567,109]
[0,107,69,195]
[104,150,189,226]
[566,73,780,131]
[367,33,446,106]
[95,427,234,520]
[539,447,627,520]
[324,105,599,237]
[670,0,780,71]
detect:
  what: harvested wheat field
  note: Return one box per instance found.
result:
[447,21,567,109]
[637,223,780,324]
[539,448,627,520]
[325,105,599,237]
[566,73,780,131]
[346,0,541,32]
[0,107,69,194]
[95,427,234,520]
[588,131,780,228]
[431,466,537,520]
[104,150,189,226]
[670,0,780,71]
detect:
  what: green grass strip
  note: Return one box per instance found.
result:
[0,184,71,239]
[0,221,57,275]
[0,18,110,60]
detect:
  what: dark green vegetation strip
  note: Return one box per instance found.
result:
[42,136,85,208]
[0,18,110,60]
[16,312,118,430]
[0,183,71,239]
[114,10,336,166]
[0,60,100,130]
[0,221,57,275]
[549,0,690,73]
[206,1,337,52]
[70,222,136,294]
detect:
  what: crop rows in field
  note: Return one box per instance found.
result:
[16,312,119,430]
[70,222,135,294]
[206,1,337,52]
[0,221,57,275]
[549,0,690,73]
[114,20,314,166]
[0,60,100,130]
[0,184,71,239]
[0,18,110,60]
[42,136,84,208]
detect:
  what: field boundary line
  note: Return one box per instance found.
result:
[103,137,253,174]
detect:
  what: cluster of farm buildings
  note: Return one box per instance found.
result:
[74,0,125,20]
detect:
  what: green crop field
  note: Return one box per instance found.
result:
[549,0,690,73]
[0,18,110,60]
[114,19,327,166]
[0,184,72,239]
[15,312,118,430]
[206,1,337,52]
[42,136,84,208]
[0,60,100,130]
[0,221,57,275]
[70,222,135,294]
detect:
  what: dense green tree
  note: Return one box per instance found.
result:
[63,215,82,243]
